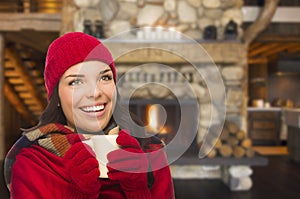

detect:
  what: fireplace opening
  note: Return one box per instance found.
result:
[120,98,199,157]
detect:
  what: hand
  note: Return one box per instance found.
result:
[106,130,149,192]
[63,141,101,194]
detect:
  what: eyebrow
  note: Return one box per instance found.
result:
[99,69,112,75]
[64,69,112,79]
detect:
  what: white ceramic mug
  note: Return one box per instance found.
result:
[83,135,119,178]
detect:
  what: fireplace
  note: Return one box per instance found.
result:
[120,98,199,157]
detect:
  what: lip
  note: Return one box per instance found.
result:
[79,103,107,117]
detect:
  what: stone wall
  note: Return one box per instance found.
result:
[73,0,244,40]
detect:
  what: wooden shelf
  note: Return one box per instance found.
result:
[171,155,268,166]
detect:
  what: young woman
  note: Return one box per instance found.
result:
[4,32,174,199]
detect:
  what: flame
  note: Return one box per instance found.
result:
[147,104,160,132]
[146,104,169,134]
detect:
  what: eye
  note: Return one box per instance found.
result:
[68,79,83,86]
[100,75,113,81]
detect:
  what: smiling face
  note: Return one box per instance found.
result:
[58,61,116,133]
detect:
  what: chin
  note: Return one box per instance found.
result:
[78,121,108,133]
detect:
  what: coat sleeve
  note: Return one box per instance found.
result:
[10,145,99,199]
[151,166,175,199]
[147,146,175,199]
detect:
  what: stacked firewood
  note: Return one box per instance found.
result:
[201,121,255,158]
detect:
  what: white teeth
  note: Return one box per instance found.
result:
[82,105,104,112]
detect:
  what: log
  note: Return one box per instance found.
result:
[227,121,239,134]
[227,136,239,146]
[207,148,217,158]
[241,138,252,149]
[236,130,246,140]
[219,144,233,157]
[233,146,246,158]
[214,138,222,149]
[220,127,230,141]
[199,142,216,158]
[245,148,255,158]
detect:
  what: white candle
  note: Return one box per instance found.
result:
[163,30,169,40]
[150,30,156,40]
[156,26,163,40]
[137,30,144,40]
[168,27,176,40]
[144,26,152,40]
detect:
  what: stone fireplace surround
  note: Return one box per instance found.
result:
[104,40,248,138]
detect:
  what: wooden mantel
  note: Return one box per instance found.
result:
[0,13,61,32]
[104,41,247,64]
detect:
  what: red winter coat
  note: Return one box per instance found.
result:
[9,132,175,199]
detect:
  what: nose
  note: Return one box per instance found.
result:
[86,82,103,99]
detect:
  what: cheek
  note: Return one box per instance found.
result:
[59,88,75,116]
[104,84,117,99]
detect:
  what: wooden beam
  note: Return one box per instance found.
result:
[104,42,247,64]
[263,43,298,57]
[248,43,280,57]
[248,57,268,65]
[288,45,300,53]
[0,13,61,31]
[249,42,263,51]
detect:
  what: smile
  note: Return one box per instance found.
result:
[80,104,105,112]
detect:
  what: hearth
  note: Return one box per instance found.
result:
[120,98,199,158]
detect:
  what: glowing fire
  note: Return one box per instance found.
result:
[146,104,169,134]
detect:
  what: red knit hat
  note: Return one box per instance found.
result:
[44,32,116,99]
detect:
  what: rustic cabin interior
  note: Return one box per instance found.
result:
[1,0,300,198]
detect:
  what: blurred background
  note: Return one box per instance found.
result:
[0,0,300,198]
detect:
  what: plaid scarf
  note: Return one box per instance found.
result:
[3,123,118,190]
